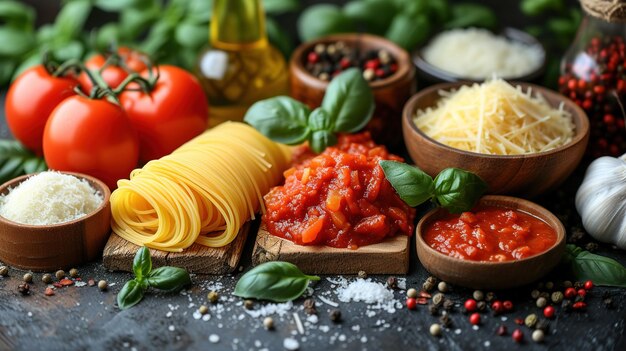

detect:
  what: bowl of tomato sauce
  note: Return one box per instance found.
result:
[416,195,565,289]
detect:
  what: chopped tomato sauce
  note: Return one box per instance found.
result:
[263,133,415,248]
[423,206,557,261]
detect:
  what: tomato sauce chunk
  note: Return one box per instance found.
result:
[263,133,415,248]
[423,206,557,261]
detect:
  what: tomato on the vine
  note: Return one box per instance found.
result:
[78,47,148,94]
[43,96,139,189]
[5,65,79,155]
[120,65,208,162]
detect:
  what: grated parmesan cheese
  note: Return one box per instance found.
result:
[414,78,575,155]
[422,28,543,79]
[0,171,103,225]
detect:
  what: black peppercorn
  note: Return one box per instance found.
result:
[303,298,317,315]
[477,301,487,312]
[0,266,8,277]
[244,299,254,310]
[561,300,572,312]
[428,304,439,316]
[485,292,496,302]
[443,299,454,311]
[535,318,550,333]
[18,283,30,295]
[386,276,398,289]
[585,242,599,252]
[439,313,452,327]
[432,293,444,307]
[329,309,341,323]
[603,297,614,309]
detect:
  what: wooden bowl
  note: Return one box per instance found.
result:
[0,172,111,271]
[290,33,416,150]
[416,195,566,289]
[413,27,546,85]
[402,82,589,197]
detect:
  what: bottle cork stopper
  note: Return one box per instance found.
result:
[581,0,626,23]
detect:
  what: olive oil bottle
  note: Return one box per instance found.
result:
[196,0,288,125]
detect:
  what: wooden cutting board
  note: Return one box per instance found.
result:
[252,224,410,274]
[102,222,250,274]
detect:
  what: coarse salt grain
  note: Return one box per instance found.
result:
[209,334,220,343]
[337,278,394,304]
[244,301,293,318]
[283,337,300,350]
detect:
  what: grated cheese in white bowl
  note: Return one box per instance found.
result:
[0,171,103,225]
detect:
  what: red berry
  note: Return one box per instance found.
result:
[577,288,587,298]
[406,297,417,310]
[390,63,398,72]
[464,299,477,312]
[564,287,577,299]
[514,318,524,325]
[469,312,481,325]
[604,114,616,124]
[582,99,593,110]
[543,306,555,319]
[577,79,587,89]
[584,280,594,290]
[339,58,351,69]
[512,329,524,343]
[567,79,577,90]
[497,325,507,336]
[573,301,587,310]
[364,59,379,70]
[307,52,319,63]
[503,300,513,312]
[594,85,606,94]
[491,301,503,314]
[375,68,385,77]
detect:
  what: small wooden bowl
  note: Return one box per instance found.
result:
[413,27,546,85]
[416,196,566,289]
[402,82,589,197]
[0,172,111,271]
[290,33,416,150]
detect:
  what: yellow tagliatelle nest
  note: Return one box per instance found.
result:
[110,122,291,252]
[414,78,575,155]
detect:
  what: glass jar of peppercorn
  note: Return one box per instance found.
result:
[559,0,626,158]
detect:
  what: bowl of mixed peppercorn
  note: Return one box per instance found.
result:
[290,33,416,150]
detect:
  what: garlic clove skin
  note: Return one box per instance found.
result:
[575,154,626,250]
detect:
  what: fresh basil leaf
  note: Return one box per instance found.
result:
[343,0,396,36]
[521,0,564,16]
[117,279,145,310]
[95,0,153,12]
[310,130,337,154]
[385,13,430,51]
[425,0,450,23]
[52,40,84,62]
[564,245,626,287]
[0,1,35,31]
[379,160,434,207]
[0,28,35,58]
[234,261,320,302]
[322,68,374,133]
[433,168,487,214]
[146,266,192,293]
[11,51,40,83]
[308,108,332,132]
[132,247,152,280]
[119,6,160,39]
[0,140,47,184]
[445,3,497,30]
[54,0,92,41]
[263,0,299,14]
[0,60,16,86]
[175,21,208,49]
[244,96,311,145]
[297,4,355,42]
[187,0,212,23]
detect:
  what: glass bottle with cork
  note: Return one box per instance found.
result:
[559,0,626,158]
[196,0,288,126]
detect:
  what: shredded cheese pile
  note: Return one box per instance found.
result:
[414,79,575,155]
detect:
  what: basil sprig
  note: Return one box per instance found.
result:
[244,68,374,153]
[117,247,191,310]
[379,160,487,213]
[563,245,626,287]
[0,139,47,183]
[234,261,320,302]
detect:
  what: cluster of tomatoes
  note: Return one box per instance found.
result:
[4,47,208,189]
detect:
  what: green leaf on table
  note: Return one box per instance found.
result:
[385,13,430,51]
[146,266,192,293]
[0,1,35,31]
[0,28,35,57]
[321,68,374,133]
[132,247,152,280]
[234,261,320,302]
[433,168,487,213]
[379,161,434,207]
[117,279,145,310]
[564,245,626,287]
[0,140,47,184]
[175,21,208,49]
[343,0,396,36]
[445,3,497,30]
[263,0,299,14]
[244,96,311,145]
[520,0,564,16]
[297,4,355,42]
[54,0,92,41]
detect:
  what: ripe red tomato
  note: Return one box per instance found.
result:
[5,65,78,155]
[43,96,139,189]
[120,65,208,162]
[78,47,148,94]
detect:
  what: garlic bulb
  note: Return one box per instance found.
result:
[575,154,626,249]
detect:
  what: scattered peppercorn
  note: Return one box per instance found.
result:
[574,294,585,303]
[430,323,442,337]
[535,318,550,332]
[428,304,439,316]
[536,297,548,308]
[573,301,587,310]
[561,300,572,312]
[531,290,540,299]
[539,292,550,300]
[208,290,219,303]
[387,276,398,289]
[69,268,79,278]
[303,298,317,315]
[357,270,367,279]
[603,297,614,309]
[437,281,449,293]
[476,301,487,312]
[574,281,584,290]
[577,288,587,298]
[439,313,452,328]
[563,280,573,288]
[55,270,65,280]
[525,313,538,328]
[485,292,496,302]
[512,329,524,343]
[423,277,436,292]
[42,273,53,284]
[491,301,503,315]
[87,279,95,287]
[244,299,254,310]
[464,299,477,313]
[515,318,525,325]
[97,280,108,291]
[18,283,30,295]
[532,329,545,343]
[263,316,274,330]
[551,291,564,304]
[473,290,484,301]
[406,297,417,310]
[564,287,577,299]
[496,325,507,336]
[0,266,8,277]
[584,280,594,290]
[23,273,33,283]
[44,287,55,296]
[407,288,418,299]
[199,305,209,315]
[585,242,599,252]
[469,312,481,325]
[432,293,444,307]
[503,300,513,312]
[543,306,555,319]
[329,309,341,322]
[443,299,454,311]
[545,281,554,290]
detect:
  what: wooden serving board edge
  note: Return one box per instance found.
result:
[252,223,409,275]
[102,221,250,275]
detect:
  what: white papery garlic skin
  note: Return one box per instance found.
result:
[575,154,626,250]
